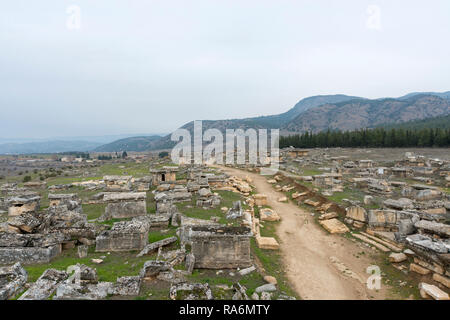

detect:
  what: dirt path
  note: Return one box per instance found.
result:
[217,166,391,300]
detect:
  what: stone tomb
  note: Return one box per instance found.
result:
[101,192,147,220]
[150,167,178,186]
[95,220,149,252]
[0,233,63,264]
[188,225,252,269]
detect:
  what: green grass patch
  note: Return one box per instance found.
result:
[24,246,156,283]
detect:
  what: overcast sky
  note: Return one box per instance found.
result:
[1,0,450,139]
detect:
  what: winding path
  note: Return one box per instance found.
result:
[218,166,391,300]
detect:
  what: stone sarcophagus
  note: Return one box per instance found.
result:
[95,220,149,252]
[0,233,63,265]
[100,192,147,221]
[188,226,252,269]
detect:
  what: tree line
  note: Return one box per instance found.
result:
[280,128,450,148]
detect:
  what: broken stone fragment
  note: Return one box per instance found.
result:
[406,234,448,253]
[91,259,103,264]
[383,198,414,210]
[363,195,373,205]
[415,189,442,201]
[140,260,172,279]
[54,281,113,300]
[77,245,88,258]
[110,276,141,296]
[253,194,267,206]
[7,213,41,233]
[319,218,349,234]
[226,201,243,219]
[419,282,449,300]
[238,265,255,276]
[388,252,407,263]
[255,283,276,293]
[318,212,338,221]
[414,220,450,238]
[432,273,450,289]
[19,269,68,300]
[169,282,213,300]
[185,253,195,274]
[198,187,212,197]
[255,236,279,250]
[304,199,320,207]
[136,236,178,257]
[260,291,272,300]
[0,262,28,300]
[263,275,277,285]
[259,208,280,222]
[410,263,430,275]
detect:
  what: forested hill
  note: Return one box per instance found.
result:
[280,127,450,148]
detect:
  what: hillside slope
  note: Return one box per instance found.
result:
[147,94,361,150]
[282,95,450,133]
[94,136,163,152]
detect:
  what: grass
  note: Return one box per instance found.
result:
[83,203,106,220]
[24,246,156,283]
[148,227,178,244]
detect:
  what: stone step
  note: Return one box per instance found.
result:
[352,233,390,252]
[360,232,403,252]
[365,229,404,249]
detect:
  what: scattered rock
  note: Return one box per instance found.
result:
[263,275,277,285]
[388,252,407,263]
[255,283,276,293]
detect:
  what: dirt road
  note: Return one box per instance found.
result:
[218,166,390,300]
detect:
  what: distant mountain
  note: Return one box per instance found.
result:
[94,136,163,152]
[147,94,361,150]
[0,140,102,155]
[282,94,450,133]
[398,91,450,100]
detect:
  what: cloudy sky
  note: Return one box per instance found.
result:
[1,0,450,139]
